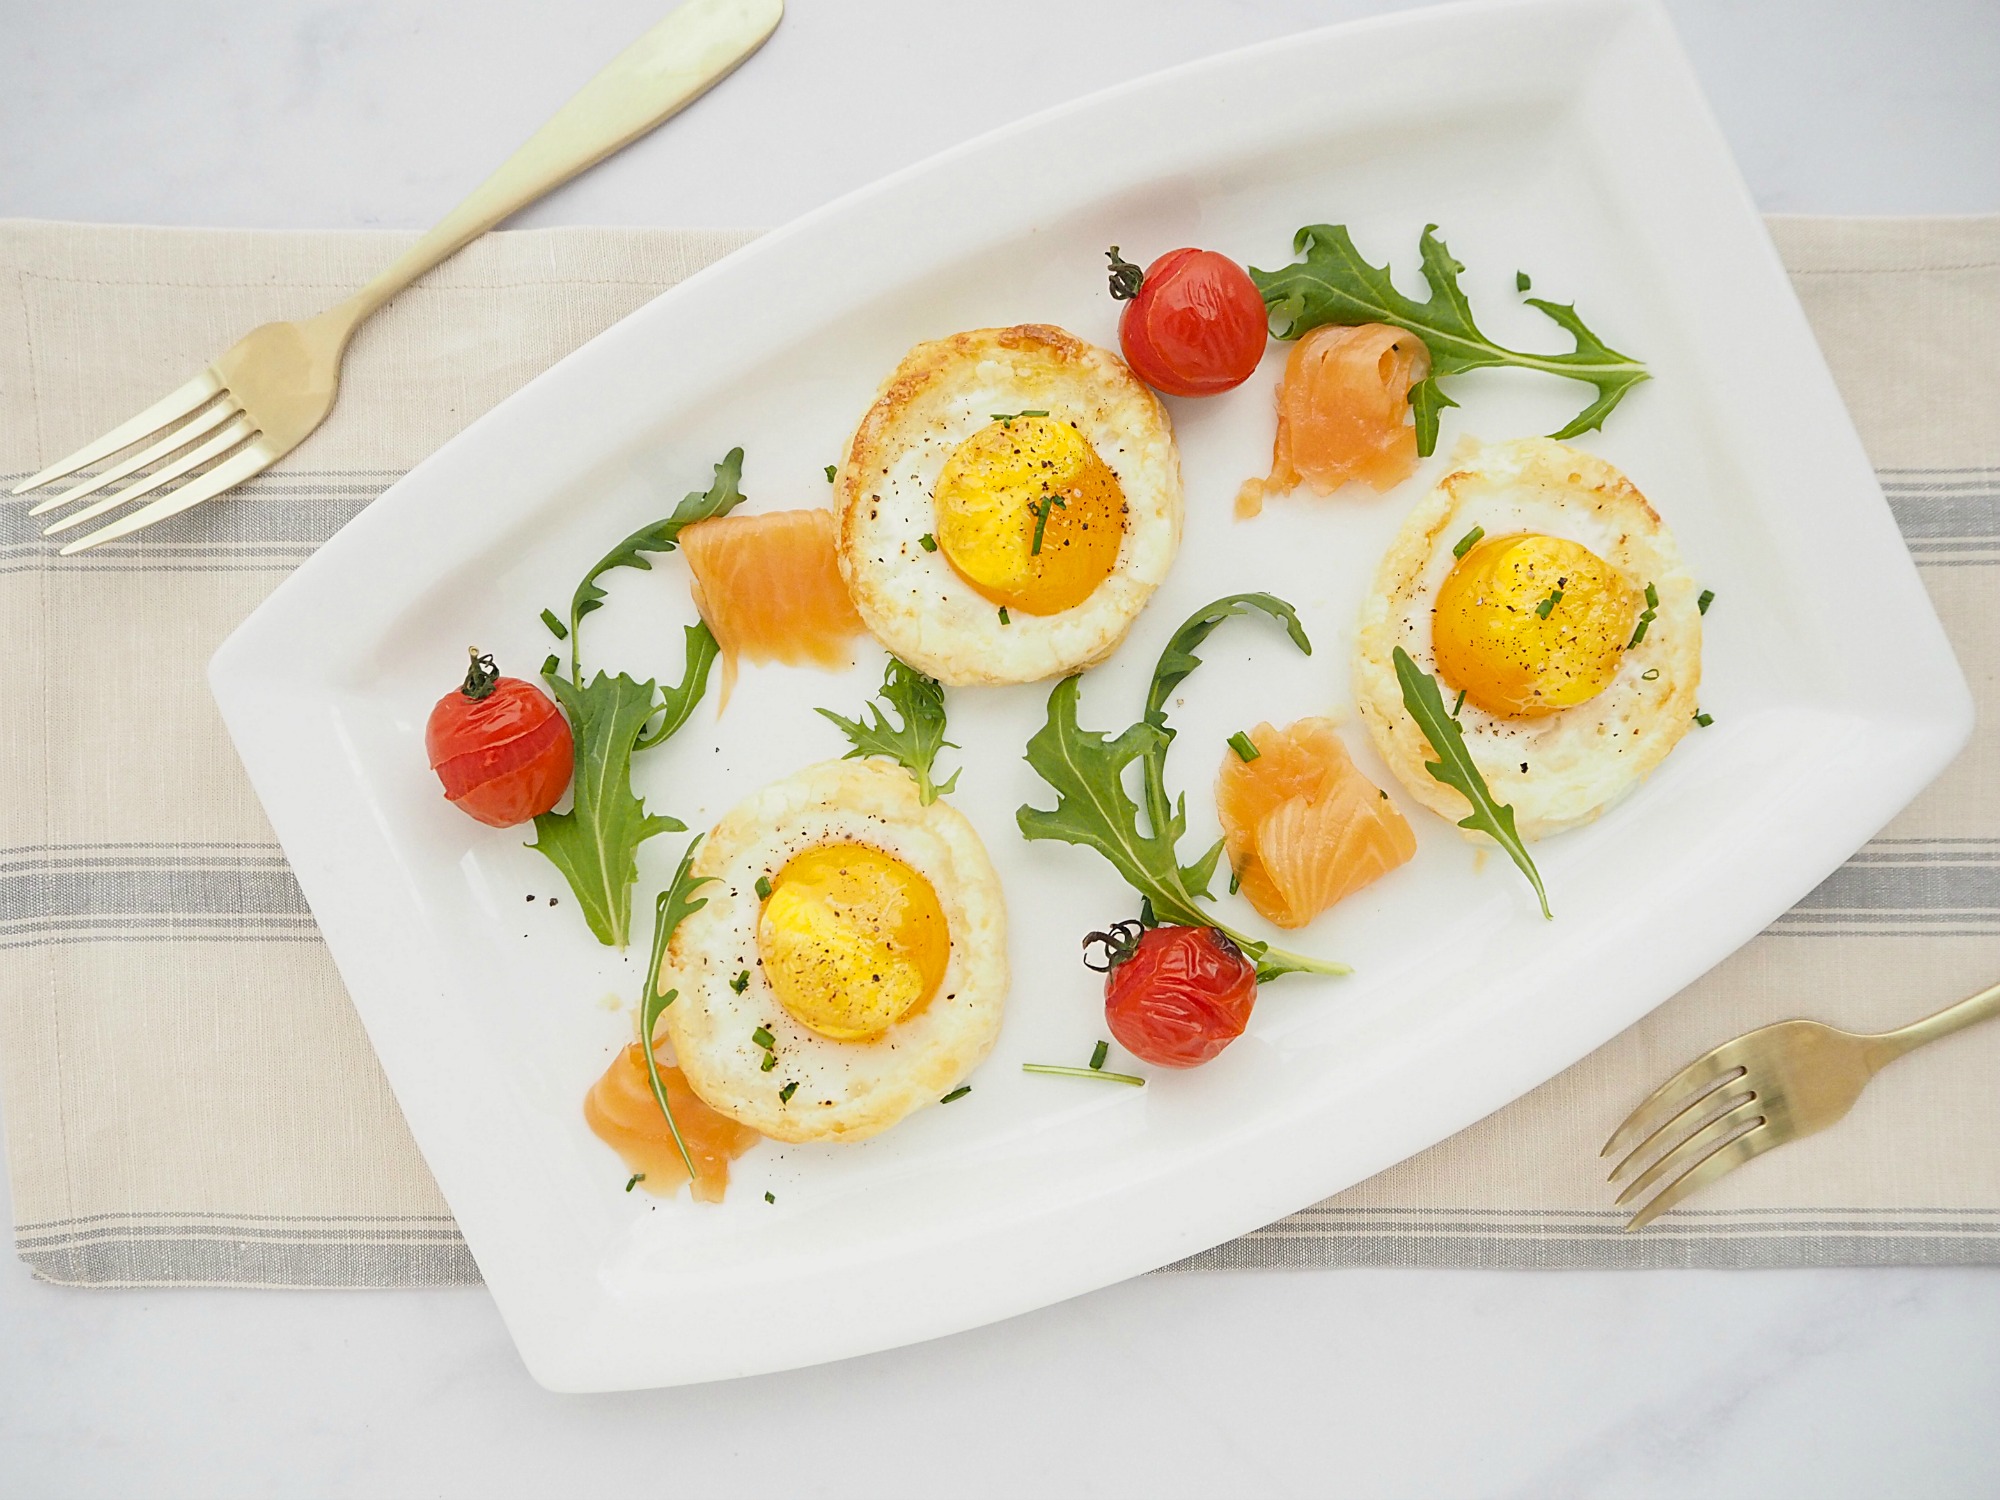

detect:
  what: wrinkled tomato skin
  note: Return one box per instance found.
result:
[1103,925,1259,1068]
[426,677,574,828]
[1118,249,1267,398]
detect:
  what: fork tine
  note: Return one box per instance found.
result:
[28,397,240,516]
[1614,1092,1760,1207]
[42,416,256,536]
[57,446,274,556]
[1601,1043,1746,1164]
[1624,1122,1782,1231]
[10,369,224,495]
[1606,1062,1748,1183]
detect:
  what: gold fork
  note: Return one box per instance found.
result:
[1603,977,2000,1229]
[11,0,783,555]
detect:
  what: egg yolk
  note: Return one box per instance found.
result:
[756,842,950,1042]
[1431,532,1641,718]
[932,415,1127,615]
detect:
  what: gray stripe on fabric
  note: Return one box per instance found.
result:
[0,466,1995,573]
[8,834,1996,952]
[18,1208,462,1231]
[1881,482,2000,544]
[0,848,310,925]
[1227,1217,2000,1238]
[18,1223,468,1251]
[0,469,389,565]
[22,1233,481,1288]
[1785,852,2000,913]
[1164,1232,2000,1272]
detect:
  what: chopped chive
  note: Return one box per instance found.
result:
[1452,687,1467,717]
[1535,589,1562,619]
[1452,525,1485,559]
[765,1191,776,1203]
[1030,491,1068,555]
[1628,615,1652,649]
[824,465,837,482]
[1515,270,1532,292]
[1694,711,1714,727]
[540,608,568,640]
[918,532,938,552]
[1022,1063,1144,1086]
[1089,1040,1109,1071]
[751,1025,776,1049]
[625,1174,643,1192]
[540,653,560,678]
[1641,667,1660,681]
[940,1084,972,1103]
[1698,588,1715,615]
[1644,582,1659,610]
[991,409,1049,426]
[730,969,750,994]
[779,1080,798,1103]
[760,1051,778,1072]
[755,875,772,901]
[1228,868,1241,895]
[998,607,1010,625]
[1227,730,1261,762]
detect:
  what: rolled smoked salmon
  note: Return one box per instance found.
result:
[680,507,866,703]
[584,1041,761,1203]
[1237,323,1431,518]
[1216,718,1417,928]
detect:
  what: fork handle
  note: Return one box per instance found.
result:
[1868,977,2000,1065]
[323,0,782,332]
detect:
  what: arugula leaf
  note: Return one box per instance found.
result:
[1018,678,1200,923]
[1141,592,1311,894]
[530,456,739,947]
[1392,647,1551,919]
[565,447,745,679]
[1251,224,1648,455]
[639,839,717,1184]
[1017,674,1347,982]
[634,624,721,751]
[530,671,685,948]
[815,657,960,803]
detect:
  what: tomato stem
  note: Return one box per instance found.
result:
[1105,246,1144,301]
[460,647,501,701]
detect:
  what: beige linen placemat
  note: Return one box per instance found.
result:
[1,216,1994,1288]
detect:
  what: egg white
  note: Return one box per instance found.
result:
[657,759,1007,1143]
[1353,437,1702,840]
[836,324,1182,686]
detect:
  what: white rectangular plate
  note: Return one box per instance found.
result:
[210,0,1969,1391]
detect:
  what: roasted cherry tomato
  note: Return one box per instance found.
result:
[1086,920,1259,1068]
[1107,245,1267,398]
[425,650,573,828]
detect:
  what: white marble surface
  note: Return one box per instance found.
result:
[3,0,1999,1493]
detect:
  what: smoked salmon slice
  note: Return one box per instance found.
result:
[1237,323,1431,518]
[680,507,866,702]
[1215,718,1417,928]
[584,1041,761,1203]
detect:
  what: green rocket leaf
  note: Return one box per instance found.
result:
[529,672,684,948]
[816,656,960,803]
[1392,647,1551,919]
[566,447,745,680]
[639,839,717,1184]
[1251,224,1648,455]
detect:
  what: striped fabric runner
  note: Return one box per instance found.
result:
[1,217,1994,1286]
